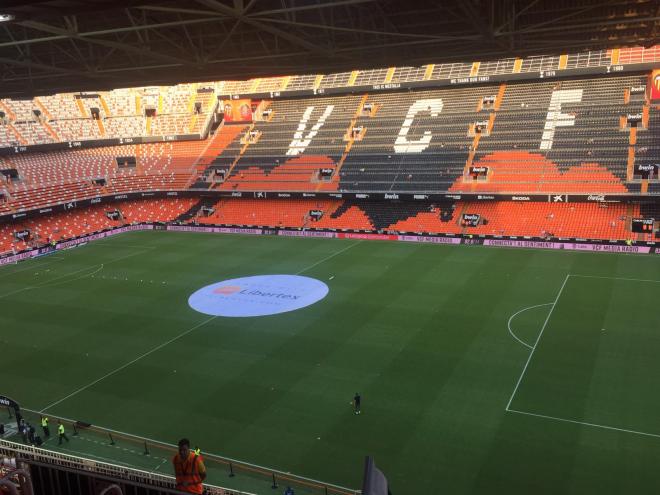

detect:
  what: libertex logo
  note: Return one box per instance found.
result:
[189,275,329,317]
[213,285,300,300]
[213,286,241,295]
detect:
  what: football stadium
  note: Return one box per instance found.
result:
[0,1,659,494]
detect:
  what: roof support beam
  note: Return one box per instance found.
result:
[248,0,378,17]
[0,17,226,49]
[195,0,335,57]
[17,20,197,67]
[0,55,91,77]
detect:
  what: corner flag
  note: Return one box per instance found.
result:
[361,456,391,495]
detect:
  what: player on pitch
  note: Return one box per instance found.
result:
[353,392,361,415]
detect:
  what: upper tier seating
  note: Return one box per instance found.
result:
[0,138,209,211]
[0,74,657,216]
[201,74,654,195]
[449,151,629,193]
[217,95,362,191]
[0,84,216,147]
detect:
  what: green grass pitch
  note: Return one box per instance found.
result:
[1,231,660,494]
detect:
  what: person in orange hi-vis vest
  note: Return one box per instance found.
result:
[172,438,206,494]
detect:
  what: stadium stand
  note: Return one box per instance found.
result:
[195,198,342,228]
[454,201,634,239]
[0,84,215,148]
[217,94,362,191]
[204,74,649,194]
[0,47,658,258]
[0,198,194,254]
[1,193,653,257]
[173,197,645,243]
[0,138,216,210]
[190,125,248,188]
[0,0,658,488]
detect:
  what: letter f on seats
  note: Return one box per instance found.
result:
[540,89,583,150]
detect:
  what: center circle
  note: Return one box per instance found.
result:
[188,274,330,317]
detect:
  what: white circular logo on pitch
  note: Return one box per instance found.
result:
[188,275,329,317]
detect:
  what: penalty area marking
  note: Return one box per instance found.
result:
[0,256,65,279]
[506,273,660,441]
[506,303,554,350]
[0,248,151,300]
[569,274,660,284]
[0,264,104,300]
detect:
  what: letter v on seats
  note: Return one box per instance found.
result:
[286,105,335,156]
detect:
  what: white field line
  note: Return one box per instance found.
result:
[0,264,103,300]
[506,303,554,350]
[153,458,168,472]
[57,447,136,467]
[295,240,361,275]
[569,274,660,284]
[0,257,65,279]
[507,408,660,440]
[37,265,104,290]
[39,241,362,413]
[93,248,153,267]
[94,243,158,250]
[38,315,217,412]
[505,273,571,411]
[0,248,149,300]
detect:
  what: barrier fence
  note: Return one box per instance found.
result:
[5,407,360,495]
[0,437,249,495]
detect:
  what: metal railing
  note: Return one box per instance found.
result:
[15,407,361,495]
[0,438,252,495]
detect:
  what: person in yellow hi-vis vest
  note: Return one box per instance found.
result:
[57,421,69,445]
[41,416,50,438]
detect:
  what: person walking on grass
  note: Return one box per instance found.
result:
[57,421,69,445]
[354,392,362,415]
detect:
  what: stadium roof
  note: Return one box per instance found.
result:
[0,0,658,98]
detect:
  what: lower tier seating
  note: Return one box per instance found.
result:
[2,198,655,256]
[188,199,651,241]
[0,198,195,254]
[195,198,344,228]
[455,202,636,240]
